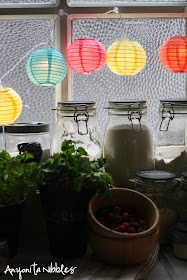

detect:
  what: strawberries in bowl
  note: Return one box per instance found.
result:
[96,205,148,234]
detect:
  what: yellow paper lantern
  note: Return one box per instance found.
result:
[106,39,146,76]
[0,88,22,125]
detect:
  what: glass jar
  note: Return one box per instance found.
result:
[51,102,102,160]
[155,99,187,176]
[4,122,50,163]
[133,170,178,245]
[177,171,187,221]
[103,100,153,187]
[171,222,187,260]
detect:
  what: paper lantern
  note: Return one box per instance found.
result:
[67,38,106,74]
[106,39,146,76]
[0,88,22,125]
[27,49,67,87]
[159,36,187,73]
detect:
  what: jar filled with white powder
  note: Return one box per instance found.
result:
[51,102,102,161]
[155,100,187,176]
[4,122,50,163]
[104,100,153,187]
[133,170,178,245]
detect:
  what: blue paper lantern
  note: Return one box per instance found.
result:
[26,49,67,87]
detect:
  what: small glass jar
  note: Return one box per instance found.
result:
[51,102,102,160]
[133,170,178,245]
[4,122,50,163]
[177,171,187,222]
[0,239,8,274]
[104,100,153,187]
[171,222,187,260]
[155,100,187,176]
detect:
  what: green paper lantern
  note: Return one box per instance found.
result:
[27,49,67,87]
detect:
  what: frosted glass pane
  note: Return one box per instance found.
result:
[71,18,186,135]
[0,18,56,136]
[67,0,187,7]
[0,0,59,8]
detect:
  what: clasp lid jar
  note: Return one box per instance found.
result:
[51,101,102,160]
[155,99,187,176]
[134,170,177,245]
[4,122,50,163]
[104,100,153,187]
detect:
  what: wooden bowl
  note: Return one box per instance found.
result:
[88,188,160,265]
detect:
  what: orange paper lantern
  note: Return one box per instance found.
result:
[67,38,106,74]
[159,36,187,73]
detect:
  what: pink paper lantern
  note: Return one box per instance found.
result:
[67,38,106,74]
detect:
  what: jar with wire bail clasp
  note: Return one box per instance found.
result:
[51,102,102,161]
[155,99,187,176]
[103,100,154,188]
[133,170,178,245]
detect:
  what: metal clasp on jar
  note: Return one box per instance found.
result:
[74,105,89,135]
[159,104,175,132]
[128,104,142,133]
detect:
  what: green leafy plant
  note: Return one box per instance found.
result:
[0,151,37,206]
[37,140,112,197]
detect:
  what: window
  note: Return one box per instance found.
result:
[67,0,187,7]
[0,0,59,8]
[0,15,61,135]
[67,14,186,134]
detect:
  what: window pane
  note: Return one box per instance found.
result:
[71,18,186,135]
[0,18,56,135]
[0,0,59,8]
[67,0,187,7]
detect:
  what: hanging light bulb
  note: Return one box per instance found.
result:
[159,36,187,73]
[106,39,146,76]
[27,49,67,87]
[67,38,106,74]
[0,88,22,125]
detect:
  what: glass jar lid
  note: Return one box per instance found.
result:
[135,170,176,185]
[57,101,95,110]
[108,100,146,109]
[4,122,49,133]
[160,99,187,107]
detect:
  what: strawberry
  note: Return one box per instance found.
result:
[122,212,129,221]
[127,227,137,233]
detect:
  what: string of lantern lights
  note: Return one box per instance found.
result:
[0,8,186,128]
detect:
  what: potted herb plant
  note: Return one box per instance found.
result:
[36,140,112,258]
[0,151,37,257]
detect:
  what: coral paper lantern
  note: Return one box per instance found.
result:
[27,49,67,87]
[0,88,22,125]
[159,36,187,73]
[106,39,146,76]
[67,38,106,74]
